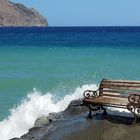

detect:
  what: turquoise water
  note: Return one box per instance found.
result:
[1,27,140,139]
[1,46,140,120]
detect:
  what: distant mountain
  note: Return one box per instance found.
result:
[0,0,48,26]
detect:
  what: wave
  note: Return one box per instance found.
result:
[0,84,98,140]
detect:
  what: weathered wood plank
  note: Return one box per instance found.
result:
[102,79,140,84]
[101,83,140,87]
[100,85,140,90]
[101,89,125,94]
[101,93,126,98]
[84,96,128,106]
[101,89,140,95]
[101,82,140,86]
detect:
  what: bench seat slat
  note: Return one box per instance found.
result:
[84,96,128,106]
[102,80,140,84]
[101,83,140,87]
[101,89,127,94]
[101,90,140,95]
[102,93,126,98]
[100,85,140,90]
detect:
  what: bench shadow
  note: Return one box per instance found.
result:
[93,113,138,125]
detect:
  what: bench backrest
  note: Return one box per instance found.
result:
[99,79,140,97]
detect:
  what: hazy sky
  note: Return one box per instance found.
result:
[12,0,140,26]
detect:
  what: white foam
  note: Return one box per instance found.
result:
[0,84,98,140]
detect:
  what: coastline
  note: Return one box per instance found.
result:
[11,98,140,140]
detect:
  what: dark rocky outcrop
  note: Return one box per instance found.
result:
[0,0,48,26]
[11,98,140,140]
[10,98,87,140]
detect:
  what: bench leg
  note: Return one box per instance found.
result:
[87,104,100,118]
[88,108,92,119]
[87,104,107,118]
[132,113,137,125]
[101,105,107,115]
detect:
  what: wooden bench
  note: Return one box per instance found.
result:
[83,79,140,124]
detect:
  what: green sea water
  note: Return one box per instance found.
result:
[0,46,140,120]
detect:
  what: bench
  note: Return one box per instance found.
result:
[83,79,140,124]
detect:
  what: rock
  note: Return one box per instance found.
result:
[65,98,88,115]
[66,98,84,107]
[0,0,48,26]
[34,116,51,128]
[10,98,140,140]
[34,98,87,128]
[11,98,87,140]
[34,115,53,128]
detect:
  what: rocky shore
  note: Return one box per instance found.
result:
[0,0,48,26]
[11,98,140,140]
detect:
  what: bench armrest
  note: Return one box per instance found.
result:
[127,94,140,116]
[128,94,140,104]
[83,89,99,98]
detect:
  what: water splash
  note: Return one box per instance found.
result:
[0,84,97,140]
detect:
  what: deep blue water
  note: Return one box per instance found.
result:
[1,26,140,47]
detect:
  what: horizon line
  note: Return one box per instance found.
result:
[1,25,140,28]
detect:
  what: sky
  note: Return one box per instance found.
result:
[12,0,140,26]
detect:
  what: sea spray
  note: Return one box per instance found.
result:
[0,84,98,140]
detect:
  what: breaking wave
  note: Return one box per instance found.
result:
[0,84,98,140]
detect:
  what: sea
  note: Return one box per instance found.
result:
[0,26,140,139]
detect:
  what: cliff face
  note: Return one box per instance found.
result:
[0,0,48,26]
